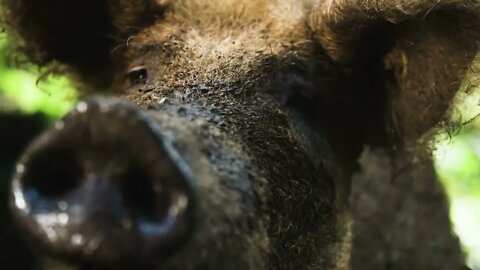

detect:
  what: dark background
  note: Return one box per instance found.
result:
[0,112,46,269]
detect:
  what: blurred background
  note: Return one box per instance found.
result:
[0,37,479,268]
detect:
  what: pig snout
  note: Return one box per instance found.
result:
[9,98,195,266]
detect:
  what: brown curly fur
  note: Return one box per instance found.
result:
[3,0,479,145]
[310,0,480,145]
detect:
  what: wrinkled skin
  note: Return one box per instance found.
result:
[2,0,480,269]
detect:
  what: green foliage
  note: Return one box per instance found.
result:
[0,38,77,119]
[436,128,480,196]
[435,125,480,268]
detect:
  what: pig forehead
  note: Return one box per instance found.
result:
[147,0,312,37]
[120,0,319,92]
[129,0,315,60]
[163,0,311,22]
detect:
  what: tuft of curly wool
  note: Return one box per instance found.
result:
[310,0,480,150]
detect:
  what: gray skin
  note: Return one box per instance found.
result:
[2,0,480,269]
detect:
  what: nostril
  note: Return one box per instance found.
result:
[119,165,169,223]
[116,151,193,246]
[22,147,82,198]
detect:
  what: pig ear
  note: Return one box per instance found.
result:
[310,1,480,144]
[1,0,163,89]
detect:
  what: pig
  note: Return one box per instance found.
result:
[1,0,479,269]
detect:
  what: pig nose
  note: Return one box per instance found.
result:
[9,98,195,265]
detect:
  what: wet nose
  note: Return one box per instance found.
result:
[9,97,195,265]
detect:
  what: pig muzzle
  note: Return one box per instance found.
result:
[9,97,195,266]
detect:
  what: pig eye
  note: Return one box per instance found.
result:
[127,66,148,87]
